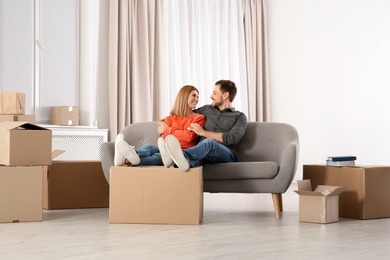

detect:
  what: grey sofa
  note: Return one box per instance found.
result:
[101,121,299,218]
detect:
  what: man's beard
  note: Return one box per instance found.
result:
[212,100,222,108]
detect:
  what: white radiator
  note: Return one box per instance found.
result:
[44,126,108,161]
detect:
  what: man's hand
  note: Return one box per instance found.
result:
[188,123,206,136]
[189,123,224,143]
[158,121,168,135]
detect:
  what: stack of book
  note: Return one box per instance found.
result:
[326,156,357,167]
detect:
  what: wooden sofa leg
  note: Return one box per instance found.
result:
[272,193,283,219]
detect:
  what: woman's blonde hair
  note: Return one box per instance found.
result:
[170,85,199,116]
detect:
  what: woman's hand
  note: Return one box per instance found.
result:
[158,121,168,135]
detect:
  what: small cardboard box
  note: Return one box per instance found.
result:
[303,165,390,219]
[0,114,36,123]
[0,122,52,166]
[109,166,203,225]
[50,106,79,126]
[295,179,347,224]
[43,160,109,209]
[0,92,25,115]
[0,166,44,223]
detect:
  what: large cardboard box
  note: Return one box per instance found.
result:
[303,165,390,219]
[0,92,25,115]
[0,122,52,166]
[0,166,44,223]
[43,161,109,209]
[295,179,347,224]
[109,166,203,225]
[0,114,35,123]
[50,106,79,126]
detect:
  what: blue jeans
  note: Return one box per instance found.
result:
[182,138,236,168]
[136,144,163,165]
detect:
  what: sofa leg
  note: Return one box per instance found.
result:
[272,193,283,219]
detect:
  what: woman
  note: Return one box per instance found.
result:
[114,85,205,167]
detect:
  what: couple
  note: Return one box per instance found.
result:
[114,79,248,171]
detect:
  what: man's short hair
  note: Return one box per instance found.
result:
[215,80,237,102]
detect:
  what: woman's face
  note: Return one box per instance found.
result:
[187,90,199,109]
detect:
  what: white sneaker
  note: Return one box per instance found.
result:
[165,135,189,171]
[117,140,141,165]
[158,137,173,168]
[114,133,125,166]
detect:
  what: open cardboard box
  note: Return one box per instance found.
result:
[295,179,347,224]
[0,122,52,166]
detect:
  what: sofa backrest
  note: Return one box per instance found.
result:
[121,121,299,166]
[122,121,159,147]
[235,122,299,164]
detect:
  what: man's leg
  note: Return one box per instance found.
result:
[165,136,235,170]
[184,138,235,167]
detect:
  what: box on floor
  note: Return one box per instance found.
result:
[109,166,203,225]
[0,92,25,115]
[295,179,347,224]
[50,106,79,126]
[303,165,390,220]
[0,166,44,223]
[0,114,35,123]
[44,160,109,209]
[0,122,52,166]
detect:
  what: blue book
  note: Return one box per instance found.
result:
[327,156,357,161]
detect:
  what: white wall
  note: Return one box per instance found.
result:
[267,0,390,179]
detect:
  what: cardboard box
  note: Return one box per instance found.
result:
[303,165,390,219]
[0,92,25,115]
[109,166,203,225]
[295,179,347,224]
[0,114,35,123]
[0,166,44,223]
[43,160,109,209]
[50,106,79,126]
[0,122,52,166]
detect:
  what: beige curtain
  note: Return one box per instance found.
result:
[108,0,163,141]
[108,0,268,140]
[243,0,270,122]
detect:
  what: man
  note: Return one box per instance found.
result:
[160,79,248,171]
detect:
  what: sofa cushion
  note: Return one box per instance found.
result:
[203,161,278,180]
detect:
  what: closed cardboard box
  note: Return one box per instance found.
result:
[0,114,35,123]
[50,106,79,126]
[295,179,347,224]
[303,165,390,219]
[0,166,44,223]
[0,92,25,115]
[109,166,203,225]
[0,122,52,166]
[43,161,109,209]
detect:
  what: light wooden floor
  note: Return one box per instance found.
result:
[2,183,390,259]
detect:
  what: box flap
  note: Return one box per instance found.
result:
[0,121,49,131]
[315,185,348,196]
[294,190,325,196]
[297,179,312,191]
[52,150,65,159]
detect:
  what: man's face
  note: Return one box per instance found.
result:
[210,85,224,108]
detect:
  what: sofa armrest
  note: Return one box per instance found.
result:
[274,142,299,191]
[101,142,115,184]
